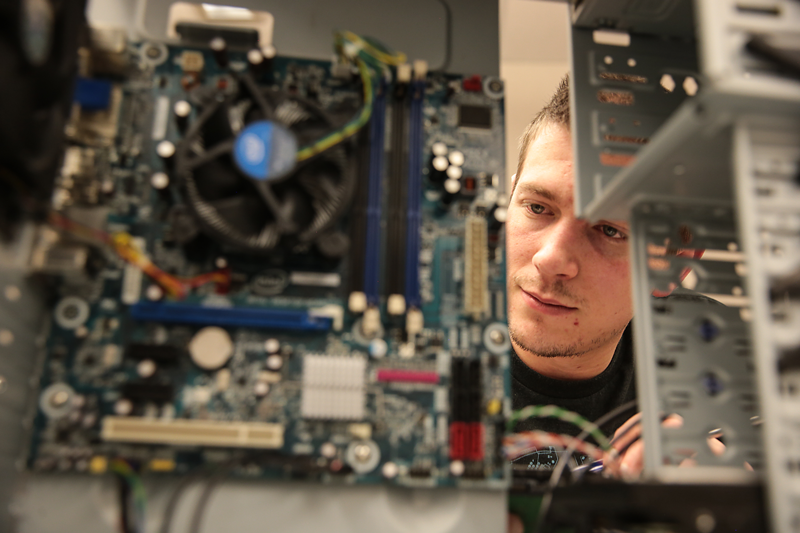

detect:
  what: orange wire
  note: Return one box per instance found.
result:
[48,211,230,299]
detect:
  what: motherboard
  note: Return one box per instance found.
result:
[26,27,510,489]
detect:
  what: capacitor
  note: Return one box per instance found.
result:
[431,142,448,157]
[156,140,176,172]
[266,354,283,371]
[264,338,280,354]
[247,48,264,74]
[209,37,229,68]
[448,150,465,167]
[137,359,157,378]
[489,205,507,232]
[430,155,449,183]
[114,398,133,416]
[173,100,191,134]
[446,165,463,180]
[441,178,461,205]
[150,172,170,191]
[261,44,277,73]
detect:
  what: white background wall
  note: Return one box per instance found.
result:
[499,0,570,186]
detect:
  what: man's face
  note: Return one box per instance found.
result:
[506,124,633,363]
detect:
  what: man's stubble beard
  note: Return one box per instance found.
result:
[508,274,626,359]
[508,316,626,359]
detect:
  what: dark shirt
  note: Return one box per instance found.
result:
[509,289,721,469]
[511,322,637,442]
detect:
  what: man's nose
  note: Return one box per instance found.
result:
[532,220,580,280]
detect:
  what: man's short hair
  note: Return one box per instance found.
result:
[512,74,570,196]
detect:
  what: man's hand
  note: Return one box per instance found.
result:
[507,513,524,533]
[604,413,727,479]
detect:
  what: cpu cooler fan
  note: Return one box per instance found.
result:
[174,72,358,256]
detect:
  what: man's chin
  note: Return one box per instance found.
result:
[508,326,581,359]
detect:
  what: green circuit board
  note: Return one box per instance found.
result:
[27,30,510,489]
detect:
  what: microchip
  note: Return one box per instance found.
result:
[458,105,492,129]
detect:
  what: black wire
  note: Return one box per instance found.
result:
[117,474,133,533]
[187,462,236,533]
[433,0,453,72]
[533,400,638,533]
[746,35,800,79]
[159,475,201,533]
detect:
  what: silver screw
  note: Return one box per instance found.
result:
[354,444,371,463]
[489,329,505,345]
[51,390,70,407]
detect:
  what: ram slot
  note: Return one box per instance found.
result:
[403,79,424,309]
[364,83,387,306]
[464,216,489,316]
[347,126,371,296]
[385,74,410,310]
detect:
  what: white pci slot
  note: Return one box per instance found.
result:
[101,416,284,449]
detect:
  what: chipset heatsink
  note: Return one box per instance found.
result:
[301,354,366,420]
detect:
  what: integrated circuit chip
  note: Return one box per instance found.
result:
[458,105,492,129]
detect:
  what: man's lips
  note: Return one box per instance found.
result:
[520,289,577,315]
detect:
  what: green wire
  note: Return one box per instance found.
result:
[296,31,407,162]
[296,57,373,162]
[111,459,147,533]
[508,405,612,451]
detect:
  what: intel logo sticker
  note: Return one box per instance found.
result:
[233,120,298,181]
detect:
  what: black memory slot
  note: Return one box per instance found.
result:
[385,82,409,297]
[347,124,372,294]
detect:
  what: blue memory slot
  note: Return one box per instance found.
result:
[364,82,387,306]
[404,80,425,309]
[130,302,333,331]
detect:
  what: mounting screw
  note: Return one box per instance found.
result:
[354,443,372,463]
[489,329,505,345]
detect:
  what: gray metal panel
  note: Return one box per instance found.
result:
[571,0,695,39]
[569,25,698,219]
[13,475,507,533]
[695,0,800,105]
[629,199,762,483]
[0,225,50,533]
[133,0,500,75]
[734,117,800,533]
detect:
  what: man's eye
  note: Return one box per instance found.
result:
[527,203,546,215]
[600,225,625,240]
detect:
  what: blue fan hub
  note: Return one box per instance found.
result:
[233,120,298,181]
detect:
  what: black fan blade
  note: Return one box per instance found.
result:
[201,100,234,148]
[273,183,313,235]
[193,158,255,200]
[207,195,271,237]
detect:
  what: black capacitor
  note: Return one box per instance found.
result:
[430,155,449,184]
[440,178,461,205]
[261,45,276,73]
[173,100,191,134]
[246,48,265,76]
[156,140,176,172]
[489,205,507,232]
[209,37,229,68]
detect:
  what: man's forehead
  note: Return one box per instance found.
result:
[515,156,574,207]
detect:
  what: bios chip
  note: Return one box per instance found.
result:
[458,105,492,129]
